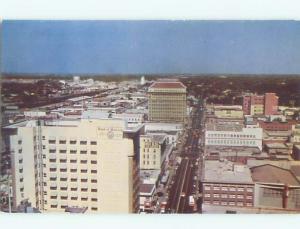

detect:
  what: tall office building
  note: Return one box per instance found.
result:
[148,81,187,123]
[3,119,141,213]
[242,93,278,116]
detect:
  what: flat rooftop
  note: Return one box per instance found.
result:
[149,81,186,89]
[203,160,253,184]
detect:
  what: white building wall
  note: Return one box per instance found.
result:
[205,128,263,150]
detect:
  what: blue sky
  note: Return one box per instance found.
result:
[2,20,300,75]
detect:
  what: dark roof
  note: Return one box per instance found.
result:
[150,82,186,89]
[140,183,155,194]
[250,164,300,186]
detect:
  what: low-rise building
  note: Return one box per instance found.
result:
[139,183,156,213]
[202,160,254,212]
[250,164,300,210]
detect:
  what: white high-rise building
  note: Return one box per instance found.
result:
[73,76,80,83]
[4,119,141,213]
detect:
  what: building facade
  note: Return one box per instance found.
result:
[148,81,187,123]
[5,119,140,213]
[202,161,254,210]
[242,93,278,116]
[139,134,166,170]
[205,127,263,150]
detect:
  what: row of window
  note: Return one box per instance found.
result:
[48,178,98,183]
[50,196,98,202]
[207,133,256,138]
[49,187,98,192]
[48,140,97,145]
[49,159,97,164]
[49,168,97,173]
[204,186,253,192]
[204,201,253,207]
[142,154,156,159]
[142,161,156,165]
[204,193,253,199]
[207,139,256,145]
[48,149,97,155]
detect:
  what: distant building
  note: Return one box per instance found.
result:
[73,76,80,83]
[148,81,187,123]
[4,119,140,213]
[242,93,278,116]
[140,76,145,85]
[213,105,243,119]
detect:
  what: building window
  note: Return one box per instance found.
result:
[80,160,88,164]
[71,187,77,191]
[91,189,97,193]
[80,141,87,145]
[49,140,56,144]
[229,202,235,206]
[59,150,67,154]
[213,186,220,191]
[70,140,77,144]
[246,188,253,193]
[246,203,253,207]
[81,179,88,183]
[204,194,211,198]
[91,198,97,202]
[81,188,88,192]
[59,140,66,144]
[91,160,97,164]
[60,159,67,163]
[246,196,252,200]
[18,140,22,144]
[229,187,236,192]
[60,168,67,172]
[91,179,97,183]
[237,195,243,199]
[49,150,56,153]
[80,150,87,154]
[61,196,68,200]
[50,168,56,172]
[71,197,78,200]
[50,196,57,200]
[204,186,211,191]
[221,187,228,191]
[213,201,219,205]
[81,197,88,201]
[90,141,97,145]
[229,195,235,199]
[91,170,97,174]
[70,150,77,154]
[61,205,67,209]
[81,169,88,173]
[70,159,77,163]
[50,187,57,190]
[237,188,244,192]
[18,149,22,154]
[60,178,67,181]
[50,177,56,181]
[70,169,77,173]
[60,187,68,191]
[91,151,97,155]
[213,194,220,198]
[50,205,58,208]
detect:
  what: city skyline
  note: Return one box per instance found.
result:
[2,20,300,75]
